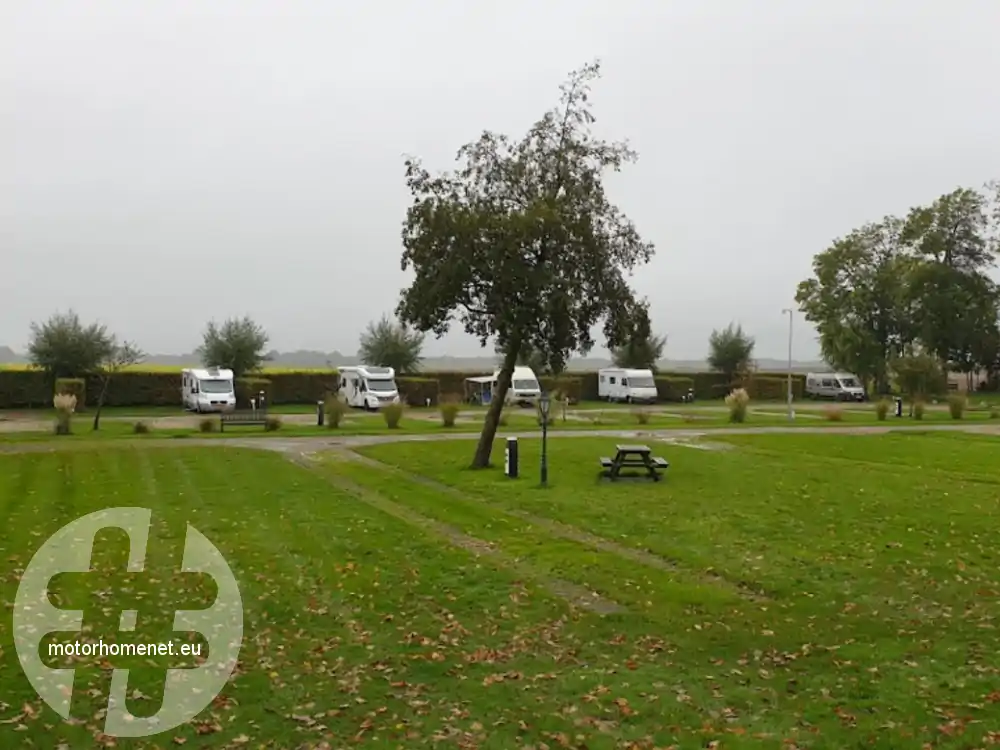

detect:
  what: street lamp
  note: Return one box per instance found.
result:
[781,309,794,421]
[539,392,551,486]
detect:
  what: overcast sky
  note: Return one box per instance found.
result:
[3,0,999,360]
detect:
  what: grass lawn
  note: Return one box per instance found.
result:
[2,433,999,747]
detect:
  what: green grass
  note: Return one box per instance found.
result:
[3,433,999,746]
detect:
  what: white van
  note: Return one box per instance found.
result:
[181,367,236,412]
[465,366,541,407]
[805,372,867,401]
[338,365,401,410]
[598,368,658,403]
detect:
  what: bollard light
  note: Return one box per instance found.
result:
[539,392,551,486]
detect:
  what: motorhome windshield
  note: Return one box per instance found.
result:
[513,379,539,391]
[838,377,860,388]
[200,379,233,393]
[629,376,655,388]
[366,378,397,392]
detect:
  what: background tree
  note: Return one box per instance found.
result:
[358,314,425,373]
[795,218,914,393]
[396,61,654,468]
[198,316,269,378]
[27,310,114,378]
[891,352,947,413]
[707,323,755,384]
[92,341,145,430]
[610,328,666,371]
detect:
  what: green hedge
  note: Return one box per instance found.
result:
[235,377,272,408]
[747,376,804,401]
[397,377,440,407]
[654,376,694,401]
[538,375,582,404]
[55,378,86,410]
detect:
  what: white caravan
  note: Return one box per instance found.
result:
[598,368,658,403]
[464,366,541,407]
[181,367,236,413]
[805,372,867,401]
[338,365,401,410]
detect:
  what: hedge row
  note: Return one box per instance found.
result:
[0,368,809,409]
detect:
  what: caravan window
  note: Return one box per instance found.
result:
[622,378,629,386]
[609,376,617,384]
[599,375,605,383]
[201,379,232,394]
[821,379,835,388]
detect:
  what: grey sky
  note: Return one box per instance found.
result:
[3,0,999,360]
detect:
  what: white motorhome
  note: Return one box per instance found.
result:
[464,366,541,407]
[338,365,401,410]
[598,368,658,403]
[181,367,236,412]
[805,372,867,402]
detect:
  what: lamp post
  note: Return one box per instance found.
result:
[781,308,794,421]
[539,392,551,486]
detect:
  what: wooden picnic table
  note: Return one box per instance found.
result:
[598,444,669,481]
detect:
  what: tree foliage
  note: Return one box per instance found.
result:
[396,61,654,467]
[707,323,755,383]
[891,352,947,406]
[798,182,1000,389]
[198,316,269,378]
[358,314,425,374]
[92,340,146,431]
[28,310,115,378]
[611,329,667,371]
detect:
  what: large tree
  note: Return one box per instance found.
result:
[396,61,654,468]
[707,323,755,383]
[358,314,425,373]
[795,217,915,393]
[28,310,115,379]
[610,328,667,371]
[198,316,269,378]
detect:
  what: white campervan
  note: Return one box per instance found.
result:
[338,365,401,410]
[598,368,658,403]
[503,366,541,407]
[805,372,867,402]
[181,367,236,412]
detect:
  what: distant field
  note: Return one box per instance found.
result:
[0,364,333,373]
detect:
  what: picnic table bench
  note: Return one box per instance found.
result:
[599,444,669,481]
[219,409,268,431]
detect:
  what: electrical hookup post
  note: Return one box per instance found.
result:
[505,437,519,478]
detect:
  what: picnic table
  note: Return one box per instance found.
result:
[598,444,669,482]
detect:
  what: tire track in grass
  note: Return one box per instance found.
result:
[344,450,770,603]
[285,452,626,616]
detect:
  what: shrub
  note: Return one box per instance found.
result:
[382,402,404,429]
[324,395,347,428]
[655,376,694,402]
[538,376,582,404]
[875,399,890,421]
[990,407,999,420]
[822,406,844,422]
[55,377,86,410]
[440,401,461,427]
[947,394,966,420]
[724,388,750,423]
[913,400,925,420]
[632,408,651,425]
[132,420,151,434]
[235,377,272,409]
[265,415,282,431]
[53,393,76,435]
[198,417,216,433]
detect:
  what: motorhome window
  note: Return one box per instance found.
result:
[599,375,605,383]
[512,379,538,390]
[609,377,616,384]
[622,378,629,386]
[630,376,655,388]
[821,379,835,388]
[838,377,859,388]
[200,379,232,393]
[366,379,396,392]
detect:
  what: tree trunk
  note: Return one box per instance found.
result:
[471,342,520,469]
[92,375,111,431]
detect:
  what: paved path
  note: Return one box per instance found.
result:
[1,422,998,455]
